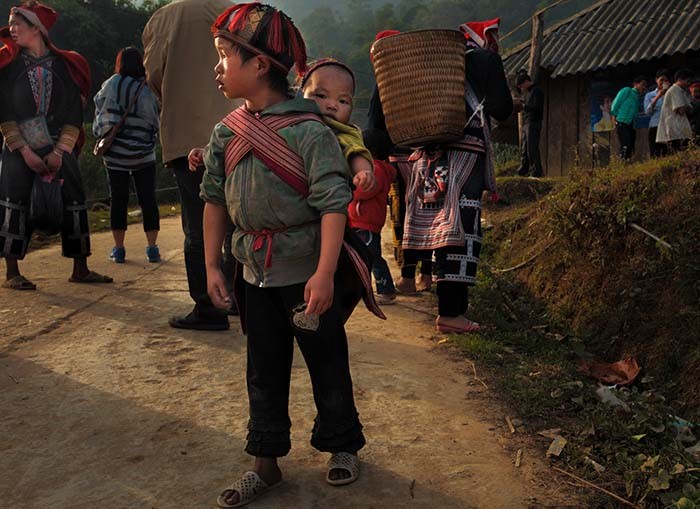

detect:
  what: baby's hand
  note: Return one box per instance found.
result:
[353,170,377,193]
[188,147,205,171]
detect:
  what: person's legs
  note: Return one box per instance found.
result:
[517,125,531,176]
[396,248,418,293]
[58,153,111,282]
[649,127,660,157]
[107,169,129,261]
[283,281,365,480]
[218,282,291,506]
[434,158,484,331]
[169,158,227,327]
[132,165,161,262]
[528,123,543,177]
[353,229,395,295]
[617,122,635,160]
[132,165,160,246]
[0,149,34,285]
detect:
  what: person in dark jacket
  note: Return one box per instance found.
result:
[515,71,544,177]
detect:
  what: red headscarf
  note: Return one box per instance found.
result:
[459,18,500,53]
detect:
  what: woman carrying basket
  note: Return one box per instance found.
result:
[93,47,161,264]
[374,20,512,333]
[0,1,112,290]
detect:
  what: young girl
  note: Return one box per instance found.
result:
[198,3,382,507]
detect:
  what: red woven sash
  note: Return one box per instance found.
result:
[221,107,321,196]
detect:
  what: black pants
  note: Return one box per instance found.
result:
[518,122,543,177]
[616,122,636,160]
[244,280,365,457]
[107,165,160,232]
[648,127,668,158]
[170,157,225,321]
[668,139,690,153]
[401,249,433,278]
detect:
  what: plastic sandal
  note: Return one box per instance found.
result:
[326,452,360,486]
[2,275,37,290]
[216,471,281,508]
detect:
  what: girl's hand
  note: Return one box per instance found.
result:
[207,268,231,310]
[304,270,334,316]
[43,150,63,175]
[20,146,48,175]
[188,147,205,171]
[353,170,377,193]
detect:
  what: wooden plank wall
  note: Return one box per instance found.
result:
[577,76,592,170]
[560,76,579,176]
[543,73,580,177]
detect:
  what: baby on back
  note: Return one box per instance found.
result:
[300,59,376,193]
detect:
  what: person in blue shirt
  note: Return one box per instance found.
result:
[611,76,647,161]
[644,69,671,158]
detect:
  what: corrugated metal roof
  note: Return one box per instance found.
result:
[503,0,700,78]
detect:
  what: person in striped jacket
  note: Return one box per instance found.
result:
[93,47,161,263]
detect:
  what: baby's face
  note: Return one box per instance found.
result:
[303,65,354,124]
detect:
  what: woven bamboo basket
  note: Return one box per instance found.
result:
[371,30,466,147]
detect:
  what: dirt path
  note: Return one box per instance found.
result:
[0,217,572,508]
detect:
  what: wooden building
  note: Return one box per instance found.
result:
[501,0,700,177]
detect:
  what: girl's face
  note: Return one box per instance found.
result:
[303,65,354,124]
[213,38,257,100]
[8,13,41,48]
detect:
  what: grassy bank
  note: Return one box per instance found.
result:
[444,150,700,508]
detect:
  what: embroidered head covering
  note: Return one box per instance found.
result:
[10,0,57,38]
[212,2,307,75]
[299,58,355,94]
[459,18,500,53]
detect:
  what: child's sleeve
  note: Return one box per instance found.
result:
[337,126,373,165]
[299,123,353,216]
[200,123,232,207]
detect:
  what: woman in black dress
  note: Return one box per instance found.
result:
[0,1,111,289]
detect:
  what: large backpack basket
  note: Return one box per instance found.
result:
[371,30,466,147]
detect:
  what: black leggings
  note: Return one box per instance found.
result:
[400,249,433,278]
[107,165,160,232]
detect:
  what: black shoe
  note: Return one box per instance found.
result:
[516,166,529,176]
[169,312,229,331]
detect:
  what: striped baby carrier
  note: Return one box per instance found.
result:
[220,106,386,330]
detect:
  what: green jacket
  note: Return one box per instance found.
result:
[200,97,352,287]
